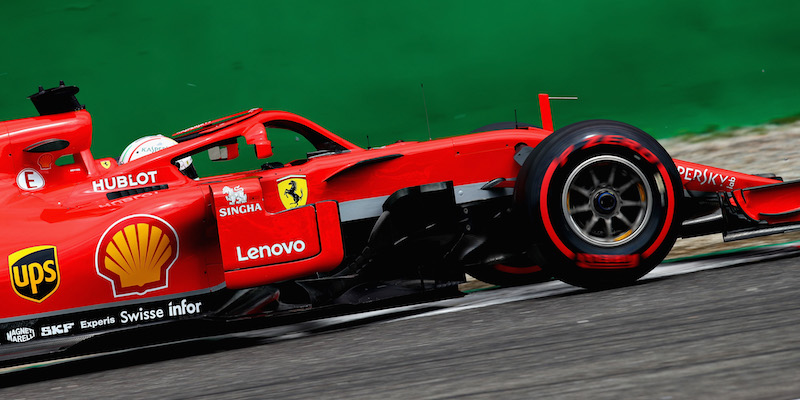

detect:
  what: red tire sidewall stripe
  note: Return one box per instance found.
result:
[642,162,675,258]
[540,159,576,259]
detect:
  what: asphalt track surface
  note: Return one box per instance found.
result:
[2,246,800,399]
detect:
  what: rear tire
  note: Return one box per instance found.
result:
[515,120,683,289]
[467,263,550,287]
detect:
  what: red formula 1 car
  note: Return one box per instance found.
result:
[2,83,798,363]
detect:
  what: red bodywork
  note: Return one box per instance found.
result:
[0,106,545,322]
[1,89,796,360]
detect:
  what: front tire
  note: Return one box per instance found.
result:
[516,120,683,289]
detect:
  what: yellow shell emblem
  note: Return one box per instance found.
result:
[104,223,172,287]
[278,176,308,209]
[96,215,179,297]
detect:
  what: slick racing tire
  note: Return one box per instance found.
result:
[467,263,550,287]
[515,120,683,289]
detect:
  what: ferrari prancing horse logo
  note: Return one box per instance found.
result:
[277,175,307,209]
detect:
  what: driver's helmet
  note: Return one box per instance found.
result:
[119,135,198,179]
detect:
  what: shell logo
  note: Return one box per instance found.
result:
[95,215,179,297]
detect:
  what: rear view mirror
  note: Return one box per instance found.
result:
[208,143,240,161]
[244,124,273,159]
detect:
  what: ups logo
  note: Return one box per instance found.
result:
[8,245,60,303]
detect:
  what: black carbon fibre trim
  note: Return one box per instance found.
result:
[106,184,169,200]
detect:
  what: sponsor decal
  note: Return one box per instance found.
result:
[236,240,307,262]
[223,185,247,205]
[118,299,202,324]
[119,305,165,324]
[16,168,45,191]
[41,323,75,337]
[92,171,158,192]
[95,214,179,297]
[167,299,203,317]
[9,245,60,303]
[6,327,35,343]
[219,202,263,217]
[100,160,112,169]
[38,154,54,170]
[219,185,263,217]
[80,316,116,330]
[277,175,307,209]
[131,143,172,158]
[175,120,213,136]
[677,166,736,190]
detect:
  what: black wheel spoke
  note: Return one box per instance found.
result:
[607,165,617,186]
[604,218,614,238]
[569,204,592,215]
[570,184,592,198]
[621,200,644,207]
[617,179,637,194]
[582,215,600,235]
[616,213,633,229]
[589,170,600,187]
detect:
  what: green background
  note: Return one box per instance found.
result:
[2,1,800,160]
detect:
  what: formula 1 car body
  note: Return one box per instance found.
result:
[2,83,799,363]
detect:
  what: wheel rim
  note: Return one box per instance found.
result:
[561,155,653,247]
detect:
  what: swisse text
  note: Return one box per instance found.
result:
[120,306,164,324]
[236,240,307,262]
[93,171,158,192]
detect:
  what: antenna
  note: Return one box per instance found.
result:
[538,94,579,132]
[366,135,370,149]
[515,109,518,129]
[421,83,431,140]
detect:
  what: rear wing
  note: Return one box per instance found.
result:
[28,81,85,116]
[1,83,97,189]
